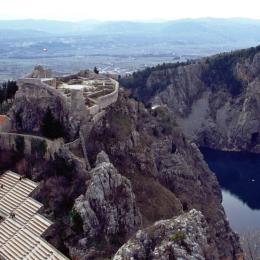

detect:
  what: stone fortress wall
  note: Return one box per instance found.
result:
[0,131,87,175]
[93,79,119,111]
[16,78,68,102]
[0,132,63,160]
[18,71,119,122]
[87,78,119,122]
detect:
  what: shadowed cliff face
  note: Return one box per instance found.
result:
[85,91,241,259]
[121,46,260,153]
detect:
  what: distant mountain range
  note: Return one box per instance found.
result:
[1,18,260,81]
[0,18,260,45]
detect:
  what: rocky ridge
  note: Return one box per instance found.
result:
[85,91,241,259]
[121,46,260,152]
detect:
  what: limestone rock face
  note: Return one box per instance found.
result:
[122,49,260,152]
[150,54,260,152]
[73,151,142,242]
[151,131,240,258]
[113,209,211,260]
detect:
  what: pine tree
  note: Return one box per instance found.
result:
[40,107,64,139]
[94,67,99,74]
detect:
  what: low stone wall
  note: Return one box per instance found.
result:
[0,133,64,160]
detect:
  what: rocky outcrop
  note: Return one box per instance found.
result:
[86,92,242,259]
[114,209,211,260]
[73,151,142,252]
[10,79,69,133]
[121,46,260,153]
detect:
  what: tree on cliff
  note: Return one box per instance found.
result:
[0,81,18,104]
[94,67,99,74]
[40,107,64,139]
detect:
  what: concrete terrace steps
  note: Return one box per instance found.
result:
[0,171,69,260]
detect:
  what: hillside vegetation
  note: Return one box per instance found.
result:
[121,45,260,100]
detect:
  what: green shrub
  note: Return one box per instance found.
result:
[201,53,243,96]
[109,112,132,140]
[171,230,186,242]
[70,208,83,232]
[0,102,12,114]
[15,136,25,154]
[63,89,71,95]
[40,107,64,139]
[31,138,47,158]
[15,110,23,129]
[53,154,75,179]
[0,80,18,104]
[120,61,192,102]
[152,107,177,135]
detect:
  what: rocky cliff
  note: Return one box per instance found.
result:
[85,91,241,259]
[114,209,211,260]
[121,46,260,153]
[6,68,243,259]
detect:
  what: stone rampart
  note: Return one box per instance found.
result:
[86,79,119,117]
[92,110,106,124]
[96,79,119,110]
[17,78,66,101]
[0,132,63,160]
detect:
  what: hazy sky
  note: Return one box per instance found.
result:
[0,0,260,21]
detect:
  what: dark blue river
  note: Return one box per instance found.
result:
[200,147,260,232]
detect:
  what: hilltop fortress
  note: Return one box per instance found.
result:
[14,65,119,139]
[0,66,119,169]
